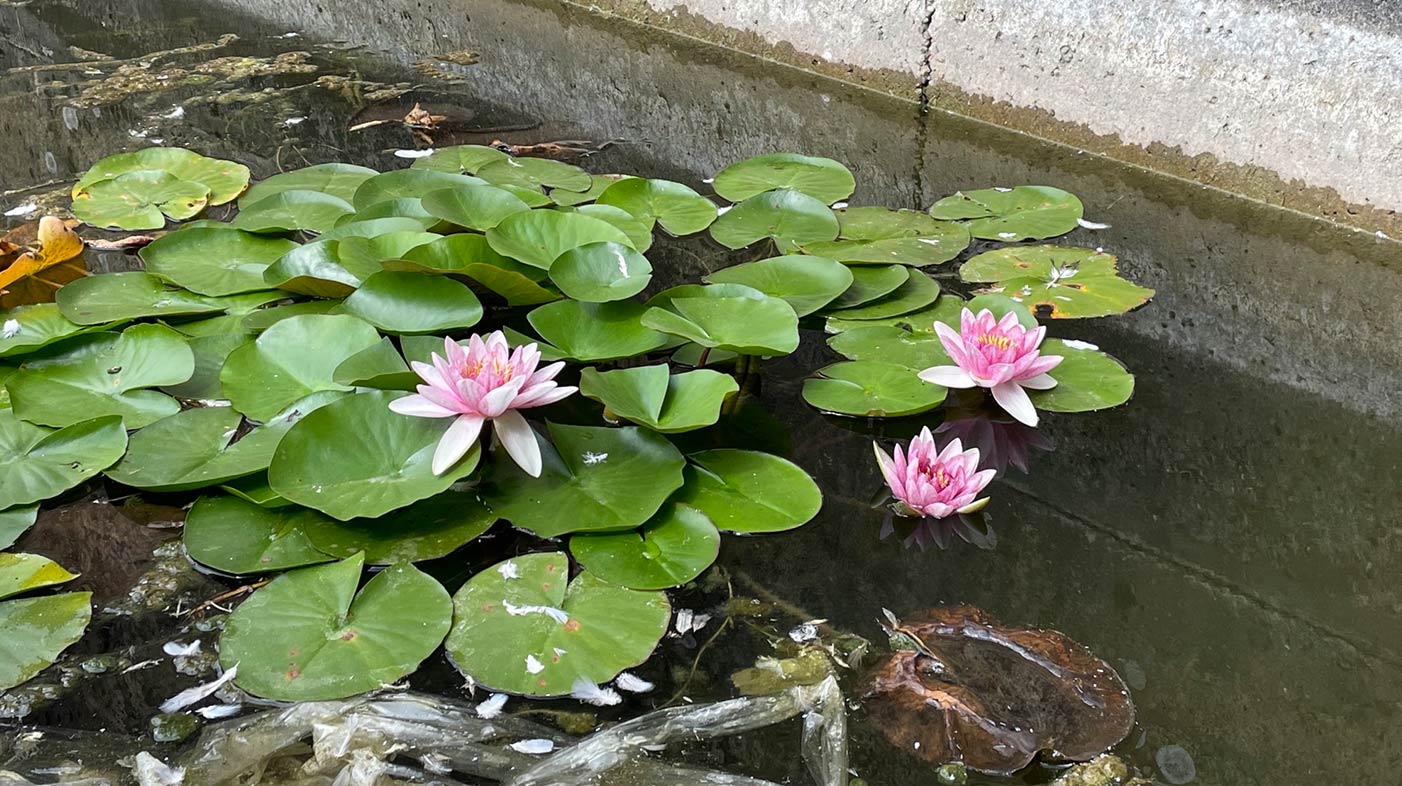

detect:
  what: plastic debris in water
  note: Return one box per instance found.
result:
[615,672,654,693]
[510,738,557,755]
[132,751,185,785]
[571,678,622,706]
[475,692,508,719]
[788,623,820,643]
[3,203,37,218]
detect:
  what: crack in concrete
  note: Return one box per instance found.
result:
[911,0,937,208]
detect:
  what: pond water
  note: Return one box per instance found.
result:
[3,0,1402,784]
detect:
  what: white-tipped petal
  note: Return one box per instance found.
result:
[432,415,485,475]
[494,410,542,477]
[389,394,457,418]
[1021,373,1058,390]
[991,382,1038,427]
[917,366,977,389]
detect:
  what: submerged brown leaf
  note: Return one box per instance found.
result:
[0,217,87,307]
[863,606,1134,776]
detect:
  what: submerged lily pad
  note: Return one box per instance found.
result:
[823,269,940,321]
[445,552,670,696]
[1028,339,1135,413]
[239,162,378,207]
[55,272,282,325]
[548,242,652,302]
[960,246,1154,318]
[802,360,946,417]
[270,391,482,520]
[928,186,1083,241]
[0,592,92,690]
[642,284,800,355]
[0,553,78,601]
[569,504,720,590]
[527,300,668,362]
[183,495,332,574]
[709,189,839,249]
[0,304,90,359]
[579,365,737,433]
[0,505,38,549]
[704,255,851,316]
[104,407,292,491]
[233,190,355,234]
[672,449,822,533]
[300,492,496,564]
[483,423,685,537]
[596,177,717,235]
[141,227,299,296]
[0,414,126,508]
[71,171,209,230]
[487,210,633,270]
[221,315,380,421]
[713,153,855,204]
[342,271,483,334]
[421,183,533,231]
[75,147,249,205]
[220,554,452,701]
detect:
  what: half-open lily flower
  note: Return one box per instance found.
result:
[873,428,995,520]
[917,308,1063,427]
[389,331,575,477]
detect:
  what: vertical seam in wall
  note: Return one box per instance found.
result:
[912,0,936,208]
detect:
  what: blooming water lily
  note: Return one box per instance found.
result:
[389,331,576,476]
[873,428,995,520]
[918,308,1063,427]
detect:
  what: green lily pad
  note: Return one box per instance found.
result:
[262,241,361,297]
[0,592,92,690]
[220,473,292,508]
[673,449,822,533]
[802,232,969,267]
[955,293,1037,329]
[827,326,948,369]
[160,331,249,400]
[704,254,851,316]
[837,206,953,239]
[410,145,508,175]
[445,552,670,696]
[551,174,635,207]
[233,190,355,233]
[713,153,855,204]
[0,414,127,508]
[219,554,452,700]
[830,264,908,309]
[0,505,38,549]
[928,186,1083,240]
[141,227,300,296]
[332,337,417,390]
[1028,339,1135,413]
[221,314,380,421]
[183,495,333,574]
[959,246,1154,318]
[336,198,441,230]
[567,205,654,252]
[0,304,90,359]
[334,231,442,279]
[823,269,940,321]
[421,184,532,231]
[300,492,496,564]
[801,360,946,417]
[0,553,78,601]
[71,170,209,230]
[483,423,685,537]
[242,299,344,332]
[642,284,800,355]
[342,271,483,334]
[709,188,839,249]
[487,210,633,270]
[477,157,591,193]
[569,504,720,590]
[353,170,485,210]
[269,391,482,520]
[392,236,560,307]
[596,177,717,235]
[824,294,965,334]
[548,242,652,302]
[239,163,378,207]
[6,326,192,428]
[55,272,281,325]
[76,147,249,205]
[579,365,737,433]
[320,217,432,241]
[104,407,295,491]
[527,300,668,362]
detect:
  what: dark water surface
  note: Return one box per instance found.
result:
[3,1,1402,784]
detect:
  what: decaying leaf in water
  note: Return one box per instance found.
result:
[490,139,613,161]
[0,217,87,307]
[863,606,1134,776]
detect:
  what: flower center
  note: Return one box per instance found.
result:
[933,467,952,490]
[976,333,1013,351]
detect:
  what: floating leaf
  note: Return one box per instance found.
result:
[320,217,431,241]
[642,284,799,355]
[579,365,737,433]
[708,189,839,249]
[824,295,965,335]
[802,233,968,267]
[141,227,299,296]
[0,592,92,690]
[959,246,1154,318]
[713,153,855,204]
[55,272,282,325]
[551,174,635,207]
[242,299,344,332]
[567,205,654,252]
[71,171,209,230]
[183,495,333,574]
[823,269,940,321]
[827,326,947,369]
[0,553,78,601]
[830,264,907,309]
[483,423,685,538]
[300,492,496,564]
[220,474,292,509]
[837,206,953,239]
[445,552,670,696]
[421,184,532,231]
[477,157,591,193]
[335,231,441,279]
[239,163,378,207]
[0,217,87,306]
[221,314,380,421]
[673,449,821,533]
[220,554,452,700]
[527,300,668,362]
[596,177,717,235]
[0,505,38,549]
[270,391,482,520]
[0,414,127,508]
[569,504,719,590]
[802,360,946,417]
[7,326,192,428]
[487,210,633,270]
[0,303,90,359]
[161,331,249,400]
[928,186,1083,241]
[411,145,509,174]
[548,242,652,302]
[104,407,293,491]
[353,170,485,210]
[262,241,360,297]
[335,198,440,230]
[75,147,249,205]
[332,337,417,390]
[704,254,851,316]
[233,190,355,234]
[342,271,483,334]
[1028,339,1134,413]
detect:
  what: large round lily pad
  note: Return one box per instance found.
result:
[261,241,361,298]
[353,170,485,210]
[803,234,969,268]
[713,153,855,204]
[565,205,653,252]
[709,189,839,249]
[959,246,1154,318]
[596,177,717,235]
[0,414,126,508]
[487,210,633,270]
[184,495,333,574]
[824,294,965,335]
[642,284,800,355]
[1028,339,1135,413]
[827,326,948,369]
[104,407,293,491]
[0,592,92,690]
[831,264,908,309]
[331,337,416,390]
[704,255,851,316]
[672,449,821,533]
[445,552,670,696]
[221,314,381,421]
[421,184,532,231]
[0,304,90,359]
[233,190,355,233]
[342,271,483,334]
[141,227,299,296]
[300,491,496,564]
[823,269,940,321]
[55,272,282,325]
[72,170,209,230]
[476,157,591,193]
[569,504,720,590]
[548,242,652,302]
[334,231,442,279]
[526,300,668,362]
[220,554,452,701]
[410,145,508,175]
[802,360,946,417]
[239,162,378,207]
[579,364,737,433]
[75,147,249,204]
[269,391,482,520]
[483,423,685,537]
[928,186,1083,241]
[0,552,78,601]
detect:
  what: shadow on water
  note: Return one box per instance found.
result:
[2,0,1402,783]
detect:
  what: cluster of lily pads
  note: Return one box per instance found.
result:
[0,144,1150,703]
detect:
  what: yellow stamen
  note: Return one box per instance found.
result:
[934,468,952,490]
[977,333,1013,350]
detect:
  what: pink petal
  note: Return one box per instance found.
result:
[923,501,956,520]
[873,442,905,499]
[525,361,565,388]
[494,410,542,477]
[418,383,467,413]
[1023,353,1064,378]
[936,437,965,463]
[1020,373,1058,390]
[996,310,1022,332]
[933,321,968,365]
[513,384,576,409]
[389,394,457,419]
[918,366,976,389]
[485,330,509,352]
[445,336,468,365]
[968,468,998,494]
[410,360,448,390]
[477,376,530,418]
[958,308,977,335]
[432,415,484,475]
[991,382,1038,427]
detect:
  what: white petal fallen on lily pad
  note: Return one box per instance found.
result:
[525,654,544,674]
[1059,339,1100,351]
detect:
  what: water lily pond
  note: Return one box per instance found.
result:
[2,2,1400,785]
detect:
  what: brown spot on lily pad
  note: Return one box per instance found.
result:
[863,606,1134,776]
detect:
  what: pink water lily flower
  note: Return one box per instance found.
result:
[917,308,1063,427]
[389,331,576,477]
[873,428,995,520]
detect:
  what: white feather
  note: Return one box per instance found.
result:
[571,678,622,706]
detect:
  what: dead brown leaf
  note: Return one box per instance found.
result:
[0,216,88,307]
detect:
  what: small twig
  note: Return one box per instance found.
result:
[178,580,270,617]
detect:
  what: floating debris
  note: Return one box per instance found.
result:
[158,663,238,713]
